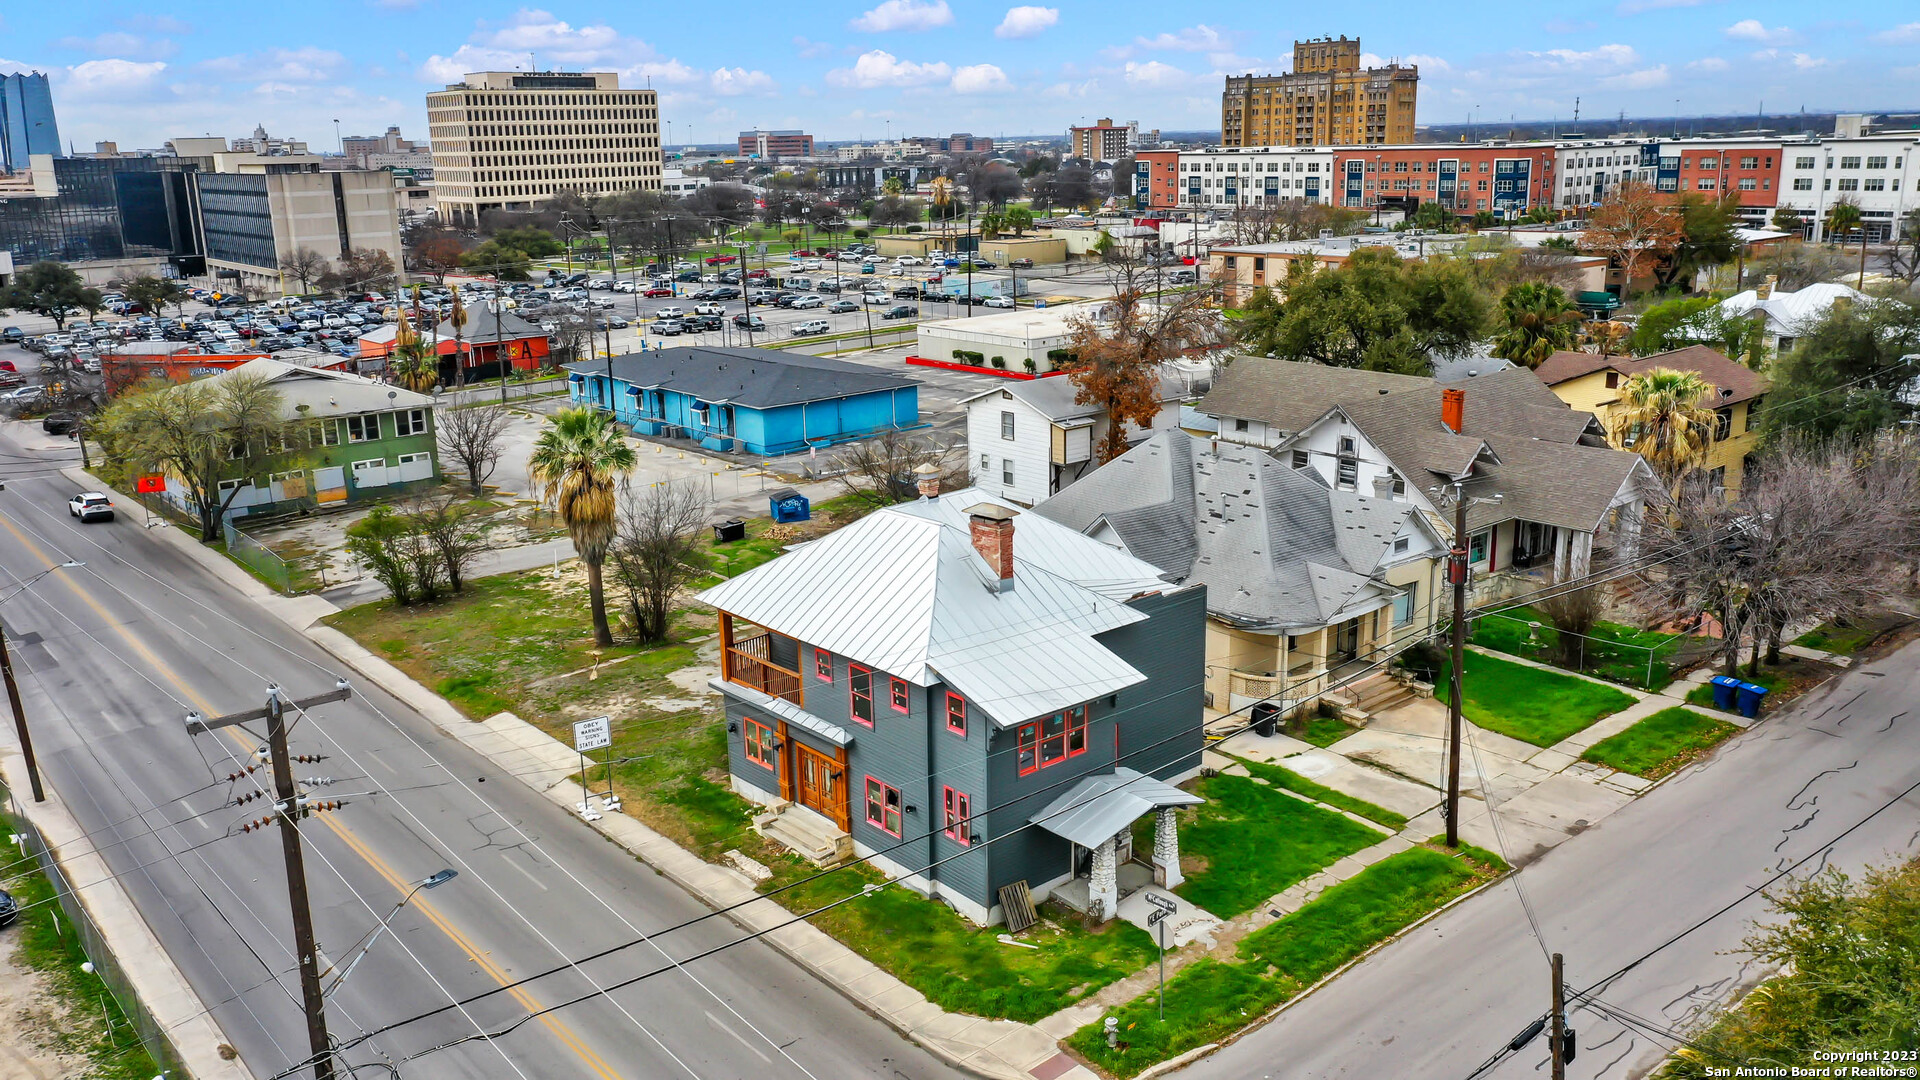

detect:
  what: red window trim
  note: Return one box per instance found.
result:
[945,692,967,736]
[741,717,775,771]
[1016,705,1088,777]
[889,676,909,713]
[848,663,874,727]
[943,786,971,845]
[814,647,833,683]
[863,775,902,837]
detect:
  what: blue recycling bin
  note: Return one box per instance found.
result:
[1710,675,1741,711]
[1735,682,1770,719]
[768,487,811,524]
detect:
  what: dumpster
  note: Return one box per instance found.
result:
[1250,701,1281,738]
[1735,682,1770,719]
[712,519,747,543]
[768,487,811,524]
[1710,675,1741,711]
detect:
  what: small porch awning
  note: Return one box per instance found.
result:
[709,678,854,747]
[1030,767,1202,849]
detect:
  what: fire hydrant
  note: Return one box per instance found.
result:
[1105,1017,1119,1048]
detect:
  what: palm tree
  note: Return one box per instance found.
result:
[389,307,439,393]
[1006,206,1035,237]
[528,407,638,647]
[1608,368,1716,485]
[978,211,1006,239]
[447,284,470,389]
[1824,197,1862,246]
[1489,283,1584,368]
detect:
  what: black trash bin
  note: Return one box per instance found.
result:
[1710,675,1741,711]
[1250,702,1281,738]
[1735,682,1770,719]
[712,519,746,543]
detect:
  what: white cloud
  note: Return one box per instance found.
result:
[1601,64,1670,88]
[995,5,1057,39]
[1724,19,1795,43]
[61,58,169,100]
[1359,52,1387,68]
[1542,43,1639,66]
[630,59,701,85]
[57,32,176,59]
[1134,25,1225,52]
[1686,56,1731,71]
[1874,22,1920,44]
[203,46,346,82]
[1790,52,1827,70]
[849,0,953,32]
[1124,60,1189,87]
[792,36,835,58]
[1405,54,1451,73]
[951,63,1010,93]
[825,50,952,88]
[710,67,776,95]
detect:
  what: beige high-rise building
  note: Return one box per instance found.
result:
[1221,37,1418,148]
[426,71,661,226]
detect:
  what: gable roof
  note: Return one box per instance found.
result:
[1034,433,1440,632]
[436,306,545,342]
[1534,346,1768,407]
[567,347,917,410]
[697,486,1171,726]
[200,358,434,418]
[1719,282,1865,336]
[1198,359,1427,436]
[960,373,1189,422]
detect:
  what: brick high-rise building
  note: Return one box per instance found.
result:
[1221,37,1418,148]
[426,71,661,227]
[738,130,814,159]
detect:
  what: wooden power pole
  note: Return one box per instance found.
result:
[1446,488,1468,848]
[0,614,46,803]
[190,680,353,1080]
[1551,952,1570,1080]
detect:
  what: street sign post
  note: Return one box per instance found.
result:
[1145,893,1176,1021]
[573,716,611,819]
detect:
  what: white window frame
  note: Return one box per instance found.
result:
[1000,411,1016,441]
[396,452,432,466]
[1001,458,1014,487]
[346,414,379,443]
[393,408,427,437]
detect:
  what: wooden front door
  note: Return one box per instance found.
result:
[793,743,849,832]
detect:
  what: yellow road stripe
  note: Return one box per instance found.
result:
[0,513,623,1079]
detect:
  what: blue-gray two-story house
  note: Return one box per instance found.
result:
[698,475,1207,926]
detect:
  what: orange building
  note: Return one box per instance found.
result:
[1332,143,1559,219]
[1132,150,1182,210]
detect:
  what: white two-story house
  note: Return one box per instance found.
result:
[963,376,1190,507]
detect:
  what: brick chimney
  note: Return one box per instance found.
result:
[963,503,1018,592]
[914,462,940,500]
[1441,387,1465,435]
[1758,274,1776,300]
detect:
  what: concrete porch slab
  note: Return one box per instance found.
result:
[1215,728,1312,762]
[1116,883,1219,948]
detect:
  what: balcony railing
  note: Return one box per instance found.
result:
[724,630,803,705]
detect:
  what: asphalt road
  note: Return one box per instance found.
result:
[0,427,958,1080]
[1172,637,1920,1080]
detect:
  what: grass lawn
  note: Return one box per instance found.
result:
[1440,652,1636,748]
[695,493,879,583]
[1294,712,1360,748]
[1,817,169,1080]
[1581,707,1739,779]
[1793,614,1907,656]
[1471,605,1689,689]
[1683,655,1838,717]
[1238,759,1408,831]
[762,857,1158,1021]
[1136,770,1386,919]
[1684,683,1722,710]
[1067,844,1504,1077]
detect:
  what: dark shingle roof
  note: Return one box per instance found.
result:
[437,307,544,342]
[1198,359,1427,435]
[565,347,918,410]
[1533,346,1768,407]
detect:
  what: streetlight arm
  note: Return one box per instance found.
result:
[323,870,454,997]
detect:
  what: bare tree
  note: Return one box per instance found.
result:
[609,481,708,643]
[279,248,332,295]
[412,492,491,593]
[437,403,514,495]
[1537,574,1602,671]
[1748,240,1853,292]
[833,430,953,507]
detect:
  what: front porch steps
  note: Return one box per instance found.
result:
[1323,671,1419,726]
[753,801,854,866]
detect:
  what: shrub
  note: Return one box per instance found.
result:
[1023,358,1037,373]
[1046,348,1076,367]
[991,356,1006,369]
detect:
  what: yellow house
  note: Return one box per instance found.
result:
[1534,346,1768,497]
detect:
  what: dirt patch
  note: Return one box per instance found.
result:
[0,931,88,1080]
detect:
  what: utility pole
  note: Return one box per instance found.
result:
[190,680,353,1080]
[1550,952,1569,1080]
[0,613,45,802]
[1446,485,1468,848]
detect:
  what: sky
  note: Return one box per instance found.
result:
[3,2,1918,153]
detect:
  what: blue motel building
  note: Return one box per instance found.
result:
[565,347,923,456]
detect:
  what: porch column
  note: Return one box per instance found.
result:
[1088,835,1119,922]
[1616,499,1644,559]
[1552,527,1572,581]
[1152,807,1183,889]
[1568,531,1594,580]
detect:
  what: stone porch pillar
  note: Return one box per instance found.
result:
[1152,807,1183,889]
[1088,835,1119,922]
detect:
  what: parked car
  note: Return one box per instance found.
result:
[684,314,724,331]
[791,295,824,309]
[0,886,15,927]
[0,385,43,406]
[643,286,674,298]
[827,299,859,314]
[655,306,686,319]
[68,491,114,522]
[791,320,831,337]
[1168,269,1198,283]
[894,255,923,266]
[893,285,919,298]
[982,295,1016,309]
[704,254,737,265]
[648,320,685,336]
[41,412,78,435]
[1010,258,1035,269]
[602,315,631,329]
[732,313,767,331]
[694,302,727,316]
[1,327,23,343]
[881,305,916,320]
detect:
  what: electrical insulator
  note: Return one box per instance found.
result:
[234,791,265,805]
[240,817,275,833]
[301,777,337,787]
[291,754,328,764]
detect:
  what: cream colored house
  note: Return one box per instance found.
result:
[1534,346,1768,498]
[1033,431,1447,715]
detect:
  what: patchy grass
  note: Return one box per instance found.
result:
[1581,707,1740,779]
[1793,614,1907,656]
[1294,712,1360,748]
[762,858,1158,1022]
[1440,652,1636,748]
[1238,759,1407,831]
[693,492,881,584]
[1067,844,1503,1076]
[1684,683,1723,710]
[1,817,170,1080]
[1471,605,1691,689]
[1138,770,1385,920]
[1684,656,1840,717]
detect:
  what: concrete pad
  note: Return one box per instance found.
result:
[870,981,928,1019]
[978,1023,1068,1067]
[1605,772,1653,792]
[1309,761,1442,820]
[1526,747,1578,772]
[1034,1004,1104,1040]
[1117,884,1220,948]
[915,1009,987,1042]
[1279,748,1350,780]
[1497,774,1632,838]
[1215,728,1312,762]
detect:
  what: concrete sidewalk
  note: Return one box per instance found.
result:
[64,463,1097,1080]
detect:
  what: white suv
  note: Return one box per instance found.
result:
[655,306,686,319]
[791,320,830,337]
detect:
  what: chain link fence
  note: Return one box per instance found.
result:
[4,786,185,1075]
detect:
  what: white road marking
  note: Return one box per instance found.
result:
[706,1010,772,1064]
[500,851,549,891]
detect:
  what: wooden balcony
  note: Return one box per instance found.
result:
[719,613,804,706]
